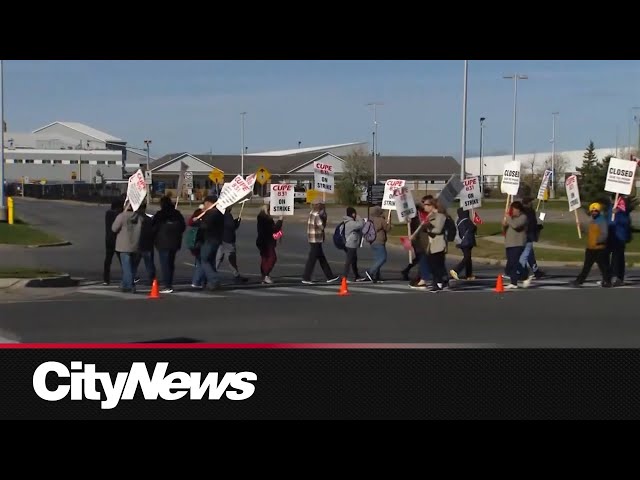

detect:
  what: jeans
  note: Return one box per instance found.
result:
[343,247,360,279]
[259,243,278,277]
[576,249,611,284]
[427,251,446,286]
[192,256,207,287]
[157,249,177,289]
[453,247,473,277]
[519,242,538,276]
[609,237,626,281]
[417,252,432,281]
[133,250,156,284]
[120,252,135,290]
[200,240,221,286]
[368,244,387,279]
[303,243,334,281]
[103,247,121,284]
[505,246,525,286]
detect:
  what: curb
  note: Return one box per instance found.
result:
[24,274,79,288]
[26,241,73,249]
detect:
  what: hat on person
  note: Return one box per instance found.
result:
[589,202,602,212]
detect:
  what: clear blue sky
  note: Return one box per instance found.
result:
[4,60,640,159]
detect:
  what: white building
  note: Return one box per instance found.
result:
[465,147,620,188]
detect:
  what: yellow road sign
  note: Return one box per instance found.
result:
[255,167,271,186]
[208,168,224,184]
[306,189,321,204]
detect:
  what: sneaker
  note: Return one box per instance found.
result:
[365,271,375,283]
[410,282,428,290]
[263,276,274,284]
[327,276,341,284]
[521,277,532,289]
[134,277,140,284]
[302,280,314,285]
[449,270,459,281]
[601,281,612,288]
[160,288,173,294]
[430,283,444,292]
[355,277,367,283]
[533,270,545,279]
[102,282,109,286]
[569,280,582,288]
[401,270,410,281]
[465,276,477,281]
[612,278,624,287]
[191,284,203,289]
[505,284,518,290]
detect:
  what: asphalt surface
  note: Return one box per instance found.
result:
[3,197,640,346]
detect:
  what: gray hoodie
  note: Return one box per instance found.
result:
[342,216,365,249]
[112,210,143,254]
[504,214,528,248]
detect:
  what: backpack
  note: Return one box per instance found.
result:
[185,226,200,250]
[444,215,457,243]
[454,218,467,245]
[333,222,347,250]
[362,219,377,244]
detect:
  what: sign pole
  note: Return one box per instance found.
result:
[612,193,619,222]
[575,209,582,239]
[407,221,413,263]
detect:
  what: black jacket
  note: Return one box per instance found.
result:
[222,212,241,244]
[200,208,225,243]
[105,208,120,249]
[139,214,155,252]
[152,206,186,251]
[524,208,539,242]
[256,212,283,249]
[456,212,477,249]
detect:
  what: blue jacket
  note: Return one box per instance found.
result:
[456,210,477,249]
[607,205,631,243]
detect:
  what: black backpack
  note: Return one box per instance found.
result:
[444,215,457,243]
[333,222,347,250]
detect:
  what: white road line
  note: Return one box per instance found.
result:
[338,286,406,295]
[171,291,226,298]
[231,289,289,297]
[268,286,336,296]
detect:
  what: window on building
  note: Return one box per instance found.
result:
[107,161,116,165]
[97,161,105,165]
[42,159,51,164]
[53,160,62,164]
[80,160,89,165]
[70,160,78,165]
[14,159,23,164]
[25,159,34,164]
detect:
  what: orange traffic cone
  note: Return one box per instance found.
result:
[148,278,161,299]
[338,276,350,296]
[494,275,504,293]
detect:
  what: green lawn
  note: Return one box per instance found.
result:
[0,268,60,278]
[0,220,63,246]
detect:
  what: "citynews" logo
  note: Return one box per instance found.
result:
[33,361,257,410]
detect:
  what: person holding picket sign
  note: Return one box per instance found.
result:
[449,207,477,281]
[606,195,632,286]
[256,204,283,284]
[337,207,367,282]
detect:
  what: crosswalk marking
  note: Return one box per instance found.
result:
[338,286,406,295]
[232,289,289,297]
[269,286,336,296]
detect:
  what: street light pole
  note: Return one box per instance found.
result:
[480,117,485,193]
[550,112,559,199]
[367,102,383,184]
[461,60,469,180]
[240,112,247,177]
[629,107,640,158]
[144,139,152,206]
[503,73,528,162]
[0,60,6,221]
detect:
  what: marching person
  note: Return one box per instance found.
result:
[449,207,477,281]
[365,206,392,284]
[607,195,632,286]
[103,199,123,285]
[342,207,366,282]
[421,198,447,292]
[570,203,612,288]
[111,202,142,294]
[401,201,428,281]
[151,195,186,293]
[216,205,248,283]
[502,201,531,290]
[196,195,225,291]
[519,197,544,280]
[132,203,156,285]
[256,204,283,284]
[187,205,207,289]
[302,202,340,284]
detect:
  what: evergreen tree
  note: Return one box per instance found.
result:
[576,141,607,204]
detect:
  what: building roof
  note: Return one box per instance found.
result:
[32,122,123,142]
[245,142,367,156]
[4,132,82,148]
[150,151,459,178]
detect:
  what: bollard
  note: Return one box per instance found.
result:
[7,197,14,225]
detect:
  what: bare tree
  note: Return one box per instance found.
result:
[523,153,539,192]
[336,148,373,205]
[544,153,569,194]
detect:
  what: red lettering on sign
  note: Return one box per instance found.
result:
[315,163,333,173]
[273,184,292,191]
[386,180,404,187]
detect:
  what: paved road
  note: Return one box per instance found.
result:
[1,274,640,345]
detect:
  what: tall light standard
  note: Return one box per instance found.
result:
[634,114,640,155]
[503,73,528,162]
[550,112,559,199]
[628,107,640,158]
[0,60,6,221]
[367,102,383,184]
[461,60,469,180]
[240,112,247,177]
[144,139,152,206]
[479,117,486,193]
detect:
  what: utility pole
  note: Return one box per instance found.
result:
[480,117,485,193]
[0,60,6,221]
[367,102,383,184]
[461,60,469,180]
[550,112,559,199]
[240,112,247,177]
[144,139,152,206]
